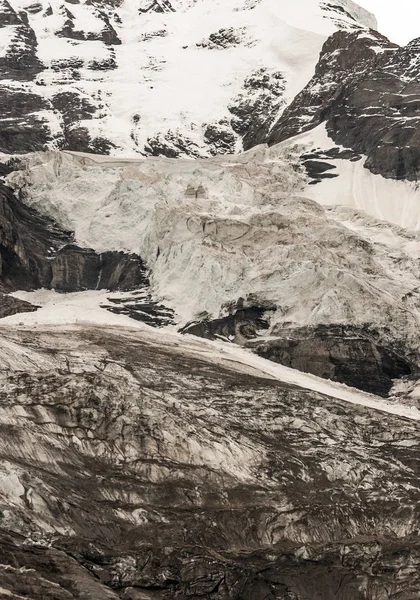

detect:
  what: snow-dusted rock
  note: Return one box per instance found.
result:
[0,0,376,156]
[267,27,420,181]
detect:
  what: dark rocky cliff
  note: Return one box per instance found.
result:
[266,29,420,181]
[0,180,147,294]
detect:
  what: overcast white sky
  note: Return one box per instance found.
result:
[358,0,420,45]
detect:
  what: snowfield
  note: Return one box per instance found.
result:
[285,124,420,230]
[0,0,376,155]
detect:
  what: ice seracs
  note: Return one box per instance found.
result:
[6,145,420,386]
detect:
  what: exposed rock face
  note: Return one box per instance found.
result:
[56,5,121,45]
[229,68,286,150]
[0,6,43,81]
[105,290,175,327]
[266,29,394,147]
[138,0,175,13]
[0,88,51,153]
[326,38,420,180]
[0,325,420,599]
[181,302,272,342]
[0,181,147,293]
[247,325,414,397]
[0,293,38,318]
[267,29,420,180]
[51,246,146,293]
[182,312,416,396]
[144,131,203,159]
[196,26,253,50]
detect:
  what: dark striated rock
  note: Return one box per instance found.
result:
[51,246,146,293]
[49,92,118,154]
[300,147,361,184]
[267,29,394,146]
[50,57,85,73]
[51,91,97,125]
[0,0,21,26]
[85,0,123,7]
[106,291,175,327]
[138,0,175,14]
[0,181,147,293]
[302,158,338,183]
[56,7,121,45]
[325,41,420,180]
[139,28,167,42]
[266,29,420,180]
[88,56,118,70]
[145,131,203,158]
[0,293,38,318]
[51,91,96,152]
[0,22,43,80]
[0,88,51,153]
[24,2,43,13]
[182,312,415,396]
[247,324,414,397]
[0,157,22,177]
[0,181,71,291]
[181,301,272,341]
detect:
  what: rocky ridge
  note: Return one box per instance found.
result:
[266,28,420,181]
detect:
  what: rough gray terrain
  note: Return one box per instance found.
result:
[0,325,419,599]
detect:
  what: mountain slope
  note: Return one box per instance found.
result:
[0,0,376,156]
[2,1,420,598]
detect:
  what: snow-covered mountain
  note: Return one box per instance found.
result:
[0,0,376,156]
[2,0,420,598]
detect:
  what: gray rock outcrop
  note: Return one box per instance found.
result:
[0,180,147,292]
[267,29,420,180]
